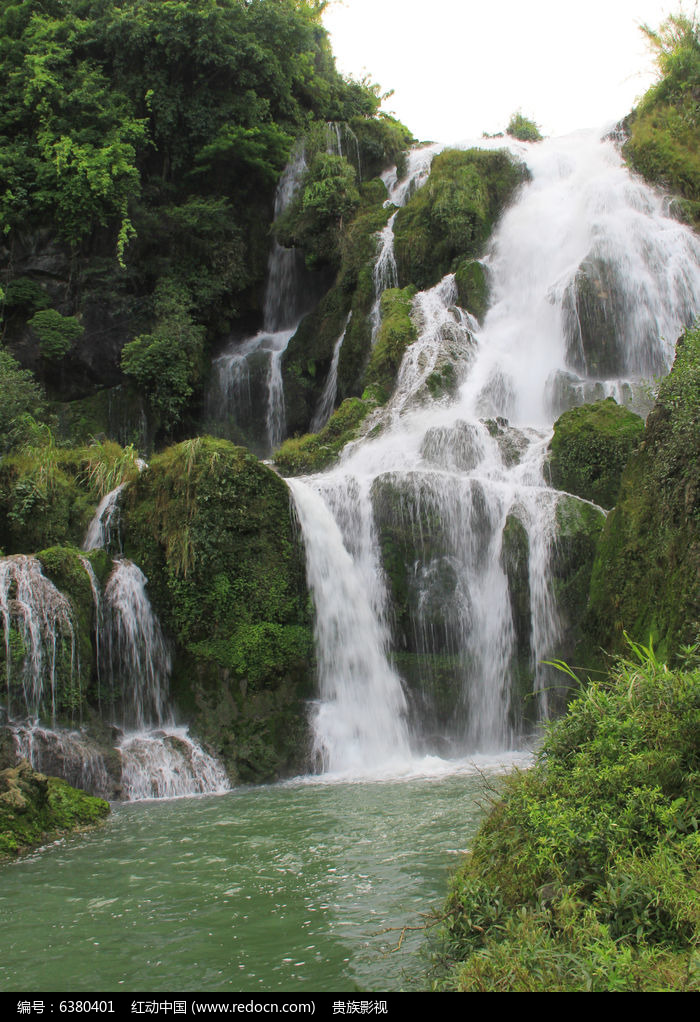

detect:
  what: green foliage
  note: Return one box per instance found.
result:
[120,279,205,432]
[506,111,543,142]
[430,642,700,991]
[0,348,45,452]
[274,396,377,475]
[2,277,50,314]
[275,152,361,269]
[83,438,143,498]
[547,398,645,509]
[28,309,84,361]
[623,13,700,225]
[586,327,700,659]
[121,436,314,782]
[364,286,417,399]
[393,148,527,290]
[0,434,138,552]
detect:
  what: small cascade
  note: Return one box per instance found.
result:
[11,721,115,799]
[101,558,231,800]
[382,144,442,207]
[325,121,362,180]
[1,550,229,801]
[79,556,104,711]
[287,130,700,773]
[310,313,351,433]
[369,213,399,346]
[368,146,443,347]
[82,484,125,552]
[102,559,171,730]
[0,555,80,725]
[288,477,411,775]
[210,143,317,451]
[119,727,230,800]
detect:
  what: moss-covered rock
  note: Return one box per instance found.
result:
[455,259,489,321]
[121,436,314,783]
[0,759,109,860]
[363,286,417,401]
[547,398,645,509]
[393,148,527,291]
[0,439,140,554]
[585,328,700,660]
[562,258,666,379]
[274,395,378,476]
[553,495,607,668]
[500,513,535,724]
[621,15,700,229]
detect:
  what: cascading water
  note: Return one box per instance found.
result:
[0,555,80,726]
[82,484,125,553]
[210,144,317,452]
[289,129,700,776]
[100,558,229,800]
[1,503,229,800]
[310,313,352,433]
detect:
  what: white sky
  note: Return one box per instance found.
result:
[322,0,686,143]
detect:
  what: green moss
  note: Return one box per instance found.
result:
[622,15,700,227]
[0,439,141,553]
[274,395,377,475]
[393,148,527,291]
[585,328,700,660]
[364,286,417,399]
[547,398,645,509]
[122,436,314,783]
[0,760,109,860]
[454,259,489,321]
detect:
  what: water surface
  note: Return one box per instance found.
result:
[0,764,518,992]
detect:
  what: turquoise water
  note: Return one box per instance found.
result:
[0,767,510,992]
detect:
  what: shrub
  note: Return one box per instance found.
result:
[28,309,84,361]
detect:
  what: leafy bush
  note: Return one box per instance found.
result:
[430,641,700,991]
[120,279,205,431]
[506,112,543,142]
[28,310,84,361]
[623,13,700,225]
[275,153,361,270]
[0,349,45,452]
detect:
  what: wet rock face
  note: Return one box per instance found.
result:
[563,256,668,380]
[563,258,628,378]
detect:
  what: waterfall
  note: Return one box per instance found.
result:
[288,130,700,773]
[310,313,352,433]
[210,144,314,452]
[0,550,229,801]
[0,555,80,726]
[82,484,125,552]
[369,213,399,346]
[100,558,229,799]
[288,477,411,775]
[102,559,171,730]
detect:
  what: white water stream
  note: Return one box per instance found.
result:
[289,129,700,776]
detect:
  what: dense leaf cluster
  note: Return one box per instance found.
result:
[0,0,388,435]
[430,641,700,991]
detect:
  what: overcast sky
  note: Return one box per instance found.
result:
[322,0,685,143]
